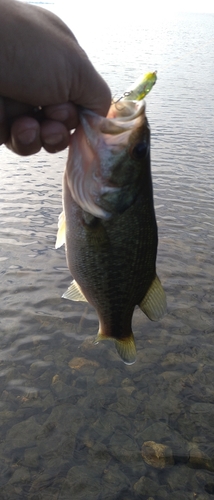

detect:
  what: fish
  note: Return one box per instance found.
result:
[56,93,166,365]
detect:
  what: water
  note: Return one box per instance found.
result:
[0,7,214,499]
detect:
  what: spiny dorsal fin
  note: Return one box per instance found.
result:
[55,211,66,249]
[95,331,136,365]
[139,275,167,321]
[62,280,88,302]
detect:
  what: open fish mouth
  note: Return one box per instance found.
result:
[66,99,148,219]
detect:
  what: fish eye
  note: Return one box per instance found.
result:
[131,141,148,160]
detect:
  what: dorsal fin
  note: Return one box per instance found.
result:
[139,275,167,321]
[62,280,88,302]
[55,211,66,249]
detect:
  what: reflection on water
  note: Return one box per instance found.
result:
[1,11,214,500]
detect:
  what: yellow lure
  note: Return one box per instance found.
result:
[122,71,157,101]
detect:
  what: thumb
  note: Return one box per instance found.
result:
[67,47,111,117]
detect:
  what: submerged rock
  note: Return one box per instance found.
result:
[188,443,214,472]
[102,464,130,499]
[141,440,174,468]
[59,465,101,500]
[9,466,31,485]
[68,357,100,372]
[5,416,42,449]
[134,477,169,500]
[110,431,140,464]
[138,422,189,462]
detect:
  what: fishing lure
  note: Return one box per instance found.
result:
[116,71,157,104]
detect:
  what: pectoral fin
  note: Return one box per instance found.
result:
[95,330,136,365]
[139,275,167,321]
[62,280,88,302]
[55,211,66,249]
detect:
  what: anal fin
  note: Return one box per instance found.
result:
[139,275,167,321]
[62,280,88,302]
[55,211,66,249]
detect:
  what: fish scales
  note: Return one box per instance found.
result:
[64,177,157,326]
[57,97,166,364]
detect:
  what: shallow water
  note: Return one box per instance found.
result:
[1,8,214,500]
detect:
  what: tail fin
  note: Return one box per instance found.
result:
[114,333,137,365]
[95,330,136,365]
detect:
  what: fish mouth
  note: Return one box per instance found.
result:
[67,99,147,219]
[106,99,146,122]
[82,100,146,137]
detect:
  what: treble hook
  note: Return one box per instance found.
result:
[112,91,133,110]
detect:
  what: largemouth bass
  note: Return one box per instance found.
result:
[56,98,166,365]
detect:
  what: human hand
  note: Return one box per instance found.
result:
[0,0,111,155]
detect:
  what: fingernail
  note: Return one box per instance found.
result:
[17,128,37,145]
[44,134,63,145]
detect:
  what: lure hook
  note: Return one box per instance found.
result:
[112,91,132,110]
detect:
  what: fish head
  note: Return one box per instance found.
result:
[66,99,151,219]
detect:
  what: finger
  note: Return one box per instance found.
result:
[44,102,79,130]
[68,51,112,117]
[7,117,71,155]
[7,117,42,156]
[40,119,70,153]
[1,98,41,153]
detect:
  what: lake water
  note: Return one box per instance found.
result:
[0,6,214,500]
